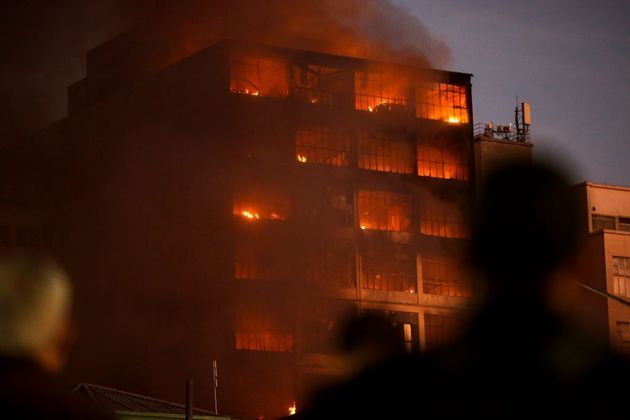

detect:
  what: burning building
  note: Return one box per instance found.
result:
[0,29,533,417]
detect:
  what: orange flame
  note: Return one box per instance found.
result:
[241,210,260,219]
[297,155,308,163]
[288,402,297,416]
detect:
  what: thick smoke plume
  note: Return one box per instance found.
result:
[0,0,450,144]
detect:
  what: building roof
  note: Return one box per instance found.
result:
[572,181,630,191]
[72,383,216,416]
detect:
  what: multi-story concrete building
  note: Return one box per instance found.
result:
[0,35,533,417]
[572,182,630,355]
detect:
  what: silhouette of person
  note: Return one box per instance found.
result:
[295,163,629,419]
[0,253,114,419]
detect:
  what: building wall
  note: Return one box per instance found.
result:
[586,182,630,231]
[473,136,533,191]
[575,183,630,355]
[602,231,630,353]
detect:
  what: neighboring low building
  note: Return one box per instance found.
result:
[573,182,630,354]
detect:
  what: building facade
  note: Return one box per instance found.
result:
[572,182,630,355]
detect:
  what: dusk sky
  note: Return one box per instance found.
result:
[396,0,630,185]
[1,0,628,185]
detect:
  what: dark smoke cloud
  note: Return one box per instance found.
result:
[0,0,450,144]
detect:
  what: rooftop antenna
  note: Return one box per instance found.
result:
[514,95,531,142]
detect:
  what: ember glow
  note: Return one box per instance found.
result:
[297,155,308,163]
[288,402,297,415]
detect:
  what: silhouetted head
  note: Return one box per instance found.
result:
[0,253,74,374]
[471,163,580,300]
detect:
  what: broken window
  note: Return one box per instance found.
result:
[357,190,412,233]
[230,52,289,97]
[295,127,351,166]
[424,312,464,351]
[419,193,469,238]
[361,249,416,292]
[303,241,356,288]
[612,256,630,298]
[233,184,290,221]
[290,64,344,106]
[235,302,293,352]
[619,217,630,232]
[421,256,470,298]
[417,141,469,181]
[357,131,414,175]
[355,71,409,112]
[416,82,469,124]
[592,214,615,231]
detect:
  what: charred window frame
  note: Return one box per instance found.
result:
[612,256,630,298]
[357,190,412,233]
[290,64,344,106]
[303,241,356,288]
[235,302,293,352]
[424,312,464,351]
[417,140,470,181]
[421,256,470,298]
[357,131,414,175]
[295,127,351,166]
[229,52,289,97]
[354,71,409,113]
[233,184,290,221]
[419,193,469,239]
[361,249,417,293]
[416,82,469,124]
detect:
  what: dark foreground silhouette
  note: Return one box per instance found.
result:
[294,164,629,419]
[0,254,114,419]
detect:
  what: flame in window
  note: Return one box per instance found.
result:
[241,210,260,220]
[447,116,460,124]
[230,53,289,98]
[416,82,469,124]
[295,127,350,167]
[233,186,290,221]
[357,190,412,233]
[355,71,408,113]
[417,142,469,181]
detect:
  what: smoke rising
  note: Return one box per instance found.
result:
[0,0,450,144]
